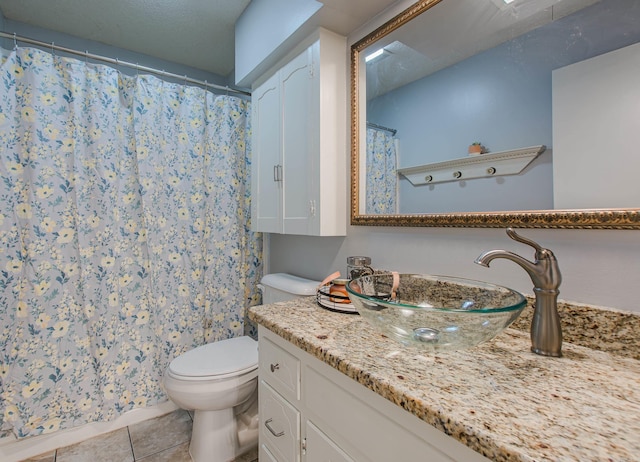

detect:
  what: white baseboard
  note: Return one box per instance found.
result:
[0,400,179,462]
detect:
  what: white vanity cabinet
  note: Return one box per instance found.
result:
[250,28,347,236]
[258,327,490,462]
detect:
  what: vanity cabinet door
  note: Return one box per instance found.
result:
[304,420,354,462]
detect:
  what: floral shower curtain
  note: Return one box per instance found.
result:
[0,46,262,438]
[366,127,397,214]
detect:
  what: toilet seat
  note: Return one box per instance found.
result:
[168,336,258,381]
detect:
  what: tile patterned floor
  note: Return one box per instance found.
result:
[21,410,258,462]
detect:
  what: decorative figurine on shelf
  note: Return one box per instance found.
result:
[468,142,485,155]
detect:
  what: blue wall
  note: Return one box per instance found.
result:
[268,0,640,315]
[235,0,322,87]
[0,9,8,50]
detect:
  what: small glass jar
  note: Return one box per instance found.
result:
[347,256,373,280]
[329,278,350,303]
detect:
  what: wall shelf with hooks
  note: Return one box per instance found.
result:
[397,145,546,186]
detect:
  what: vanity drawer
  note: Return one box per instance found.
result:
[260,443,279,462]
[260,380,301,462]
[260,333,300,400]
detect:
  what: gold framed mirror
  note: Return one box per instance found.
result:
[350,0,640,229]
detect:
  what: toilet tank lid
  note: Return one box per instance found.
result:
[260,273,319,296]
[168,336,258,377]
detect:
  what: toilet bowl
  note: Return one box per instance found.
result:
[163,336,259,462]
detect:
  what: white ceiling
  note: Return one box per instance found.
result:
[0,0,400,79]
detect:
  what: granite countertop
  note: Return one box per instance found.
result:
[249,297,640,462]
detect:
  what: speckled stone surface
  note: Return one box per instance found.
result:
[249,298,640,462]
[512,298,640,360]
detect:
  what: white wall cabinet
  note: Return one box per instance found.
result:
[258,327,490,462]
[251,29,347,236]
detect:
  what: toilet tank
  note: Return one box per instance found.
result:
[259,273,319,304]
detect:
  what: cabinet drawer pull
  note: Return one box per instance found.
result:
[265,418,285,437]
[270,363,280,372]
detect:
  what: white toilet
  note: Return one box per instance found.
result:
[163,273,318,462]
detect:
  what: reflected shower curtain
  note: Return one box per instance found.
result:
[366,127,397,214]
[0,47,262,438]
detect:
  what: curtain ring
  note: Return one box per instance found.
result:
[51,41,55,57]
[135,63,139,77]
[13,33,17,50]
[184,74,188,85]
[85,50,89,64]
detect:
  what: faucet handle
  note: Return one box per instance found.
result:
[506,227,544,252]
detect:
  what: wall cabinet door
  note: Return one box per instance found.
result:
[280,48,315,235]
[251,29,346,236]
[252,72,281,233]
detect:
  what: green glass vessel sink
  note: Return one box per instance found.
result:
[346,273,527,352]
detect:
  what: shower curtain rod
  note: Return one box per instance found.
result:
[367,121,397,136]
[0,31,251,97]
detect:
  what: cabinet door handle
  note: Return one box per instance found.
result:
[273,165,283,182]
[270,363,279,372]
[265,418,285,437]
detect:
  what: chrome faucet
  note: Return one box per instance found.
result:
[475,228,562,357]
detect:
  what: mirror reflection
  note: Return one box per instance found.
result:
[359,0,640,217]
